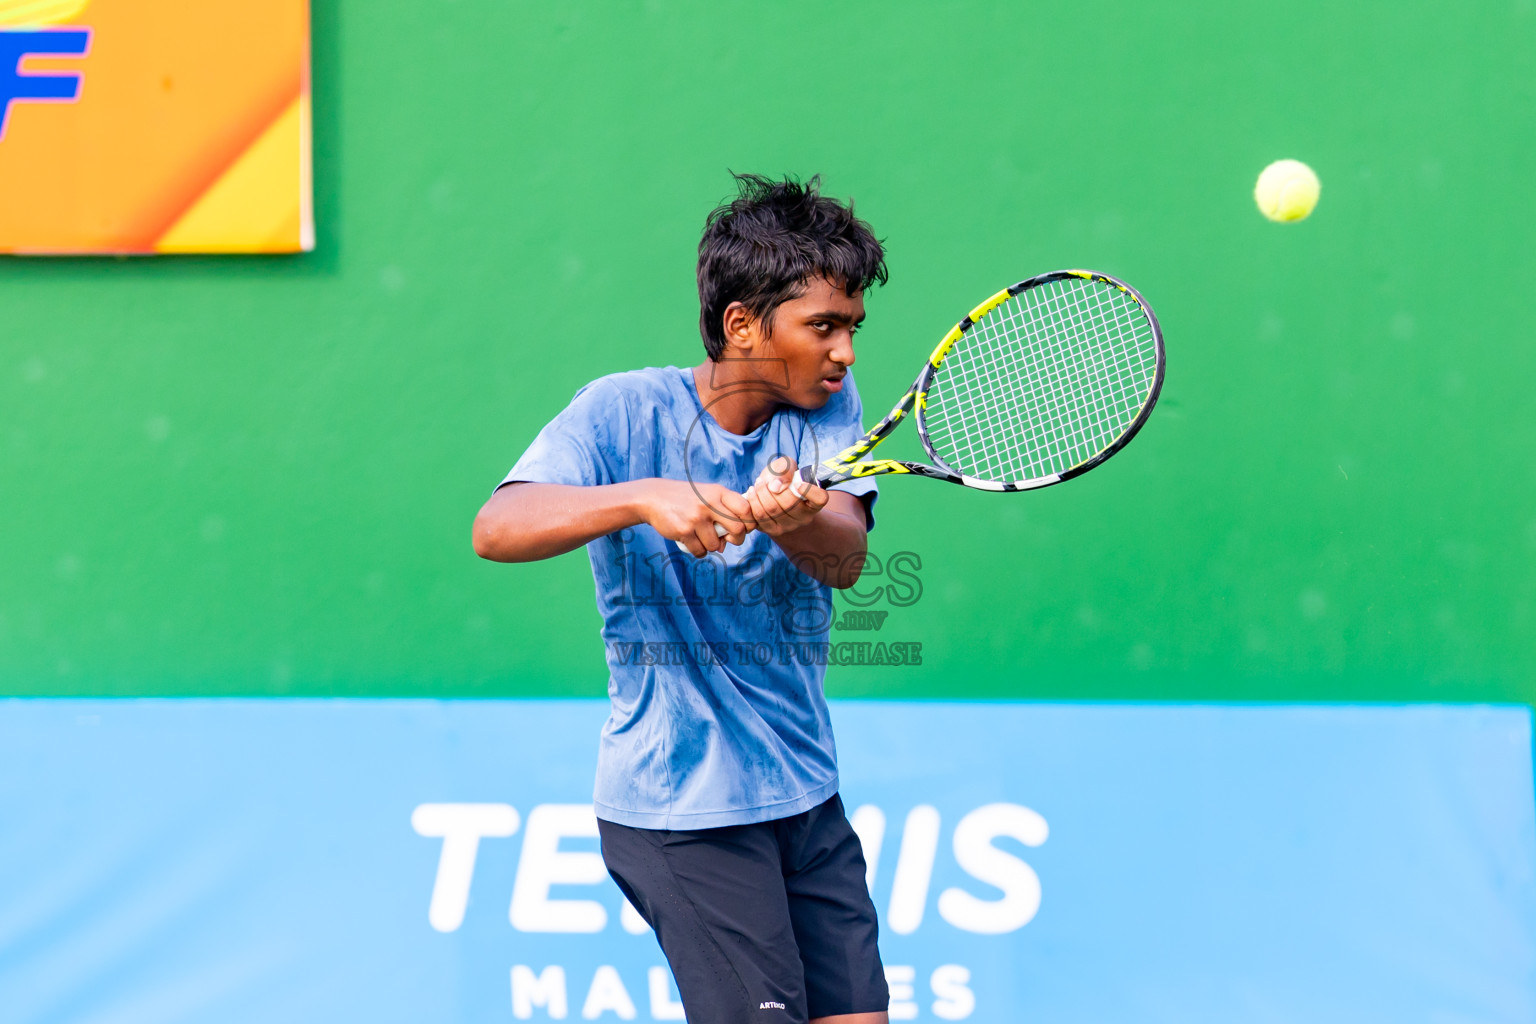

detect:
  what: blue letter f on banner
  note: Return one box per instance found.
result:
[0,29,90,141]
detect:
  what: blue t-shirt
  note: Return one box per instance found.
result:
[501,366,878,828]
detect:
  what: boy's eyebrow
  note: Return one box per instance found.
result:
[805,310,866,325]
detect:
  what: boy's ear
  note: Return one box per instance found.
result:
[720,301,758,354]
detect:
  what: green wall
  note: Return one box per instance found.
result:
[2,1,1532,700]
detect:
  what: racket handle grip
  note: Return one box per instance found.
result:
[675,524,728,554]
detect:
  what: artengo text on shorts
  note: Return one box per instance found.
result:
[411,801,1048,937]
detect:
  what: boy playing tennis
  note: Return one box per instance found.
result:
[473,174,889,1024]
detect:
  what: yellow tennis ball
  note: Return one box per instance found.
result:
[1254,159,1321,222]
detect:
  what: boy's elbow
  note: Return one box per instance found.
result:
[830,539,869,589]
[829,568,862,590]
[471,513,496,560]
[472,504,515,561]
[475,483,562,563]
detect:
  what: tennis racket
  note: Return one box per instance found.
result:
[683,269,1164,548]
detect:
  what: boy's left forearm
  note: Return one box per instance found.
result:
[741,457,869,588]
[769,492,869,589]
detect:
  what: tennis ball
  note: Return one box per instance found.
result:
[1254,159,1320,222]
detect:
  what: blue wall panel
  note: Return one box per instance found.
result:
[0,701,1531,1023]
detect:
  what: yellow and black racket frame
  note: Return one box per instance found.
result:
[807,269,1165,492]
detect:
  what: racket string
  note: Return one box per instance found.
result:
[923,278,1157,483]
[1008,282,1149,475]
[1006,282,1152,475]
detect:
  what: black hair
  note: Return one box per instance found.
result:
[697,173,888,360]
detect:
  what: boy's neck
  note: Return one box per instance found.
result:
[691,360,787,435]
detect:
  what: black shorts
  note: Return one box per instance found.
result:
[598,794,888,1024]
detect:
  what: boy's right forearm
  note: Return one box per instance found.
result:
[472,481,649,562]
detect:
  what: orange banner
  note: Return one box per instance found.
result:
[0,0,311,254]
